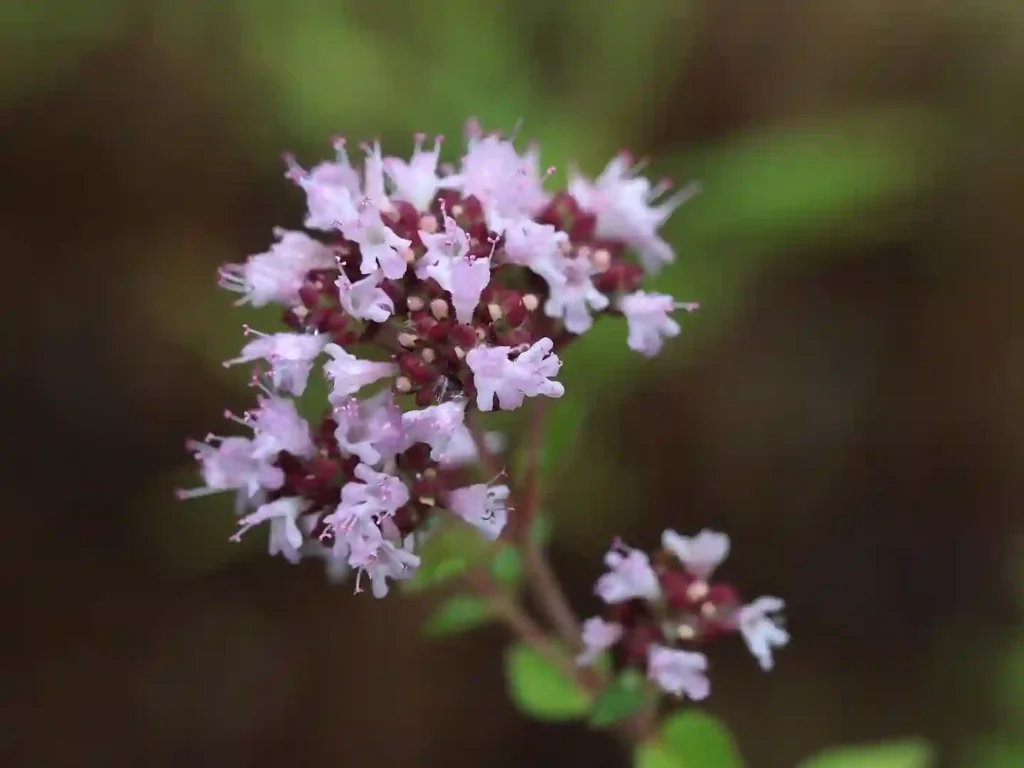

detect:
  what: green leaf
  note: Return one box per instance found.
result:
[666,110,943,248]
[796,738,934,768]
[588,669,647,728]
[634,711,744,768]
[504,642,591,721]
[423,594,493,638]
[402,523,490,592]
[490,545,522,586]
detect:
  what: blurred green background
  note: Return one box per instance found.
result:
[2,0,1022,766]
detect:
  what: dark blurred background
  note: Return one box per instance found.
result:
[2,1,1022,766]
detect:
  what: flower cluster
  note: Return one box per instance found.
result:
[178,119,698,597]
[578,530,789,698]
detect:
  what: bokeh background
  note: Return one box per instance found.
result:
[2,1,1022,766]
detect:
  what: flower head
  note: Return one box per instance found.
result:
[580,529,788,697]
[183,122,701,599]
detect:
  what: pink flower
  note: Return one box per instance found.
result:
[232,497,308,560]
[324,463,410,536]
[576,618,623,666]
[400,401,466,459]
[737,597,789,671]
[223,329,328,395]
[544,255,609,334]
[618,291,698,357]
[595,543,661,603]
[446,482,510,540]
[466,338,564,412]
[337,270,395,323]
[501,217,568,285]
[661,529,730,581]
[418,213,471,278]
[647,645,710,700]
[248,396,316,461]
[440,120,548,232]
[217,229,336,307]
[510,337,565,399]
[323,344,397,402]
[178,436,283,504]
[570,155,698,273]
[339,201,412,280]
[333,392,404,466]
[295,160,361,232]
[384,133,444,211]
[417,215,492,323]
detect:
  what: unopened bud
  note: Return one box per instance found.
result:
[418,215,439,234]
[407,295,425,312]
[487,303,502,321]
[419,496,436,507]
[395,376,413,393]
[686,580,709,602]
[559,239,573,255]
[451,204,463,218]
[453,346,466,360]
[475,327,487,341]
[397,332,418,349]
[591,248,612,272]
[676,624,697,641]
[430,298,449,320]
[522,293,539,312]
[700,602,717,619]
[421,347,436,363]
[401,247,416,264]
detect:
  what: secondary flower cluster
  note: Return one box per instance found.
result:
[179,119,698,597]
[578,530,789,698]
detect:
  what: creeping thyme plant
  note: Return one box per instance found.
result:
[179,119,790,765]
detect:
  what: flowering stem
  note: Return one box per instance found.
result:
[523,541,585,653]
[463,567,580,683]
[464,567,653,748]
[467,405,591,661]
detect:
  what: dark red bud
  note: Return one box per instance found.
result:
[570,212,597,241]
[398,353,436,384]
[324,311,348,332]
[426,321,452,344]
[299,284,322,309]
[450,323,478,349]
[330,329,360,346]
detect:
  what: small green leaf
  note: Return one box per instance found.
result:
[635,711,744,768]
[588,669,647,728]
[402,524,490,592]
[423,594,493,638]
[666,110,942,249]
[504,642,591,721]
[529,514,553,549]
[490,545,522,585]
[796,738,934,768]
